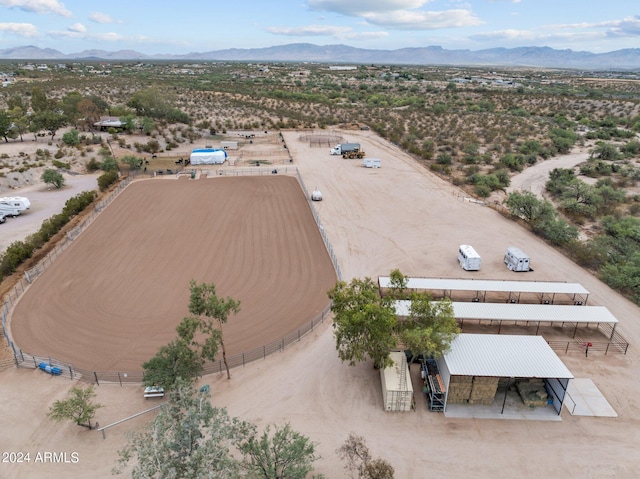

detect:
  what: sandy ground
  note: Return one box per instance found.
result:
[1,129,640,478]
[9,177,336,371]
[506,147,591,198]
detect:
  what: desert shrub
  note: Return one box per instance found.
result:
[63,191,97,217]
[86,158,101,172]
[52,159,70,170]
[62,129,80,146]
[0,240,35,278]
[98,170,118,191]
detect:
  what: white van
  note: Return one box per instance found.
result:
[504,246,530,272]
[458,245,481,271]
[362,158,381,168]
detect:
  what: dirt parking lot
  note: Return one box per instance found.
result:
[1,128,640,478]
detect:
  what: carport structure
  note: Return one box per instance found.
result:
[437,334,574,416]
[393,301,619,339]
[378,277,590,305]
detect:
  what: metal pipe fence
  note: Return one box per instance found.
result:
[1,168,341,383]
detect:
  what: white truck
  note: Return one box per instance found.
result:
[458,244,481,271]
[0,196,30,217]
[362,158,381,168]
[330,143,361,156]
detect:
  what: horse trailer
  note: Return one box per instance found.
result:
[458,244,481,271]
[504,246,530,272]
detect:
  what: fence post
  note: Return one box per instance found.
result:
[242,353,245,367]
[118,372,122,386]
[69,366,74,379]
[94,372,100,385]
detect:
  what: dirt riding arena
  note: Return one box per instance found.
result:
[2,128,640,478]
[9,176,337,372]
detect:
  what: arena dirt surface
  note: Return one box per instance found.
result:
[1,128,640,478]
[9,176,336,371]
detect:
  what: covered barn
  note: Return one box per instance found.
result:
[437,334,573,416]
[190,148,228,165]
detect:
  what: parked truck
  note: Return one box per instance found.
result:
[330,143,361,156]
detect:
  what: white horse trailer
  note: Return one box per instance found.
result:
[504,246,530,272]
[458,245,481,271]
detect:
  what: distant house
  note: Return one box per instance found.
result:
[94,117,124,131]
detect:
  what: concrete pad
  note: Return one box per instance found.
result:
[444,389,562,421]
[565,378,617,417]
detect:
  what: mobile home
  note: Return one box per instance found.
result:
[504,246,530,272]
[458,245,481,271]
[0,196,30,217]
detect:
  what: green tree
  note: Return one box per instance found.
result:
[141,337,204,390]
[0,109,13,142]
[505,191,554,224]
[237,423,319,479]
[41,169,65,189]
[47,386,102,429]
[337,432,394,479]
[32,110,67,141]
[114,382,253,478]
[121,154,143,170]
[398,293,459,360]
[187,280,241,380]
[329,277,397,369]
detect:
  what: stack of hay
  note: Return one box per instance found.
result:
[447,375,473,404]
[469,376,499,405]
[516,379,550,408]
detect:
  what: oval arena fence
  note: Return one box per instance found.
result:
[1,168,340,383]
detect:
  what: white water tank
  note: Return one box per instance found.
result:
[311,189,323,201]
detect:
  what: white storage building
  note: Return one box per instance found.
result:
[190,148,228,165]
[380,351,413,412]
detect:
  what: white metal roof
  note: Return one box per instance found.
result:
[379,276,589,295]
[393,301,618,324]
[444,334,574,379]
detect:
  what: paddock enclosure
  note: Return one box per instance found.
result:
[10,176,337,371]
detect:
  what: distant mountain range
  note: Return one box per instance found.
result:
[1,44,640,70]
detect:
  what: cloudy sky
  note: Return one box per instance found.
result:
[0,0,638,54]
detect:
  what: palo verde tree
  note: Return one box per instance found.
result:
[41,169,65,189]
[237,423,319,479]
[187,280,241,380]
[336,432,394,479]
[114,381,254,478]
[47,385,102,429]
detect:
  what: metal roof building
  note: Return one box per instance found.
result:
[438,334,573,415]
[393,300,619,338]
[379,277,590,305]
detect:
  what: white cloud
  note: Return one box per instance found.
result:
[308,0,480,30]
[0,0,71,17]
[49,29,124,42]
[67,22,85,33]
[364,9,483,30]
[0,22,39,37]
[89,12,118,24]
[308,0,431,16]
[267,24,388,40]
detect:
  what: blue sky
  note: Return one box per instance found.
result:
[0,0,638,54]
